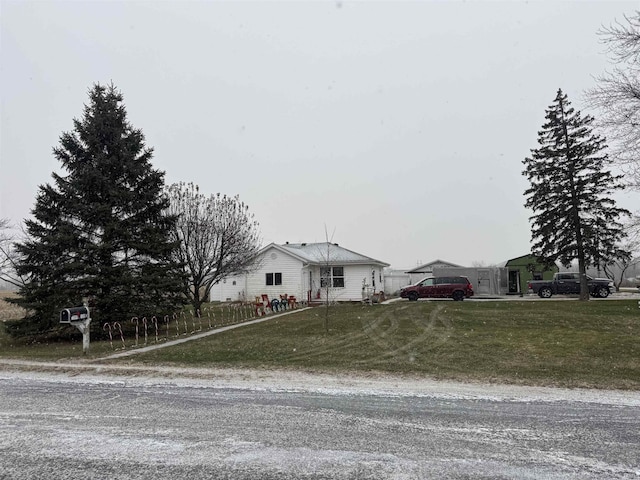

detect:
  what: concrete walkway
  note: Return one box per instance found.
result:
[94,307,311,361]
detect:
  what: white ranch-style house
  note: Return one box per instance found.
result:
[210,242,390,304]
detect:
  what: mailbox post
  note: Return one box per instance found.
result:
[60,305,92,354]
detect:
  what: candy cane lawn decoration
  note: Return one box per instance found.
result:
[182,312,188,334]
[173,313,180,337]
[114,322,125,349]
[196,309,202,331]
[152,316,158,343]
[142,317,148,345]
[103,323,113,350]
[164,315,170,339]
[190,311,197,332]
[131,317,139,346]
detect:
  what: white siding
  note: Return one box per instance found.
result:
[209,245,388,303]
[384,270,412,295]
[310,264,385,302]
[209,274,246,302]
[245,247,305,302]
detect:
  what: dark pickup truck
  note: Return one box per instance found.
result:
[528,272,614,298]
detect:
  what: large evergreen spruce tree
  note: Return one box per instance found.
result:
[12,83,184,334]
[523,89,629,300]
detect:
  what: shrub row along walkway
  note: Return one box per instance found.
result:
[94,307,311,362]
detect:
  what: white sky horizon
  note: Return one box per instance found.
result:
[2,1,637,270]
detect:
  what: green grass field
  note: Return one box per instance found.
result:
[2,299,639,389]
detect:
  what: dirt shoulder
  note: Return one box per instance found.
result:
[1,358,639,407]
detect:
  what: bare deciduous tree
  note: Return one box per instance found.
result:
[319,240,333,333]
[602,219,640,289]
[587,12,640,189]
[0,219,27,289]
[166,183,261,312]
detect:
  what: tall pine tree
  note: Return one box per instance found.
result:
[523,89,629,300]
[12,84,184,334]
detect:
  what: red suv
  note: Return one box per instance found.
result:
[400,276,474,301]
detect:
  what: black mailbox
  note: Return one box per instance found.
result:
[60,306,90,323]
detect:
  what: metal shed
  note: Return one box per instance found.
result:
[432,267,509,297]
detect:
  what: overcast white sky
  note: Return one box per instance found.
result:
[1,0,637,269]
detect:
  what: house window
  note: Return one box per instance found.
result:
[320,266,344,288]
[266,272,282,286]
[333,267,344,287]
